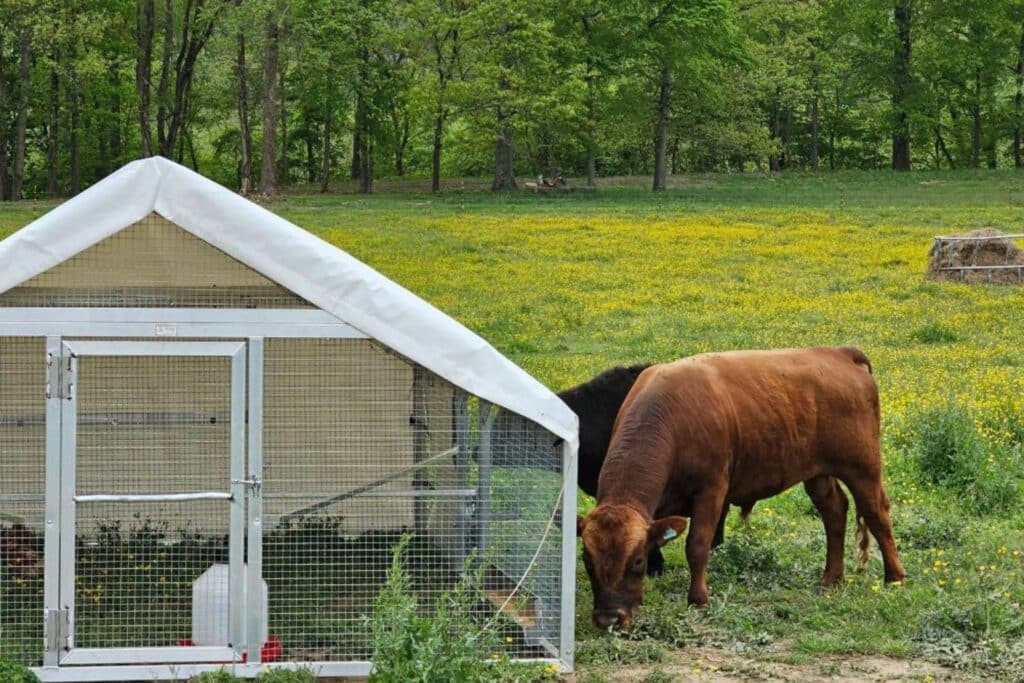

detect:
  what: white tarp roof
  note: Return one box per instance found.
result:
[0,156,578,448]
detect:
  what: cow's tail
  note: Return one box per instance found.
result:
[855,511,870,568]
[840,346,873,375]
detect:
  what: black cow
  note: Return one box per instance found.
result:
[559,364,736,576]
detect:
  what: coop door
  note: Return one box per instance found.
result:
[47,340,257,667]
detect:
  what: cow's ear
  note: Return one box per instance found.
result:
[576,516,585,537]
[648,516,687,548]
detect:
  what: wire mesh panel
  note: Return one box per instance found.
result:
[260,338,565,664]
[0,213,313,308]
[0,337,45,667]
[72,353,233,650]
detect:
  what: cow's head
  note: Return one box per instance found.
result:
[577,505,686,629]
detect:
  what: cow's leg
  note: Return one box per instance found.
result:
[646,546,665,576]
[685,489,727,606]
[711,506,728,549]
[841,474,906,584]
[804,475,847,587]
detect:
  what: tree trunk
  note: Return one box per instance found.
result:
[971,68,982,169]
[0,56,7,200]
[769,99,782,171]
[156,0,172,151]
[585,77,597,183]
[492,119,516,191]
[109,70,123,165]
[70,82,81,195]
[320,104,332,193]
[809,65,820,170]
[305,135,315,184]
[12,27,31,201]
[891,0,912,171]
[355,73,373,193]
[136,0,155,156]
[652,65,673,191]
[1015,27,1024,168]
[358,133,372,194]
[432,109,444,193]
[236,30,253,195]
[260,14,279,194]
[278,65,288,185]
[160,2,227,158]
[351,120,361,179]
[48,68,60,198]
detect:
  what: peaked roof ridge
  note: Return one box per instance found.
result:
[0,157,578,447]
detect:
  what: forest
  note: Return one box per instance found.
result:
[1,0,1023,198]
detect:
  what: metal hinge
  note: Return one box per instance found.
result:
[46,608,70,652]
[47,354,76,400]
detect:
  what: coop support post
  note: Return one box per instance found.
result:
[246,337,264,664]
[453,393,469,572]
[57,343,78,654]
[228,346,247,656]
[476,401,494,559]
[43,336,63,667]
[412,367,428,534]
[559,438,577,672]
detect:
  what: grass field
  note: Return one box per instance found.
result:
[3,170,1024,681]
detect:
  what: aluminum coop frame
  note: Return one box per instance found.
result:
[0,306,577,680]
[0,160,577,682]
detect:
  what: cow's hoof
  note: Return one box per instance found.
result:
[819,573,843,588]
[687,591,710,607]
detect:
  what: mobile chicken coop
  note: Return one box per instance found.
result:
[0,157,577,681]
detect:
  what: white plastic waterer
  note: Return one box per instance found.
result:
[192,563,268,647]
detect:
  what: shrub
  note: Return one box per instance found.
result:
[189,673,239,683]
[0,659,40,683]
[909,322,958,344]
[368,535,554,683]
[906,401,1022,515]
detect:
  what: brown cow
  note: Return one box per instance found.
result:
[578,347,905,628]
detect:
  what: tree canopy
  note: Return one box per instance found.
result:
[2,0,1024,198]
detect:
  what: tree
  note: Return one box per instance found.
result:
[616,0,742,190]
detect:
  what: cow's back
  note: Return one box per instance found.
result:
[600,347,879,509]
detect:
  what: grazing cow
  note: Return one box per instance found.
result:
[577,347,905,628]
[560,364,741,574]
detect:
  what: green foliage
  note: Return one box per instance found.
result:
[909,322,958,344]
[368,535,554,683]
[905,401,1022,515]
[0,659,40,683]
[189,672,241,683]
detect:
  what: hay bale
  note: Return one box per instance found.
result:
[926,228,1024,284]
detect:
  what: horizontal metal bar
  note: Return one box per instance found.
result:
[74,492,231,503]
[0,321,366,338]
[60,646,239,666]
[279,446,459,522]
[30,658,565,682]
[32,661,379,681]
[0,307,343,323]
[937,265,1024,271]
[264,488,478,501]
[934,234,1024,241]
[0,307,368,339]
[2,411,230,427]
[0,494,45,502]
[65,340,244,357]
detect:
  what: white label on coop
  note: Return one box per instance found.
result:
[154,324,178,337]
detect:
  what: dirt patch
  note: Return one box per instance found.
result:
[575,645,982,682]
[926,228,1024,285]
